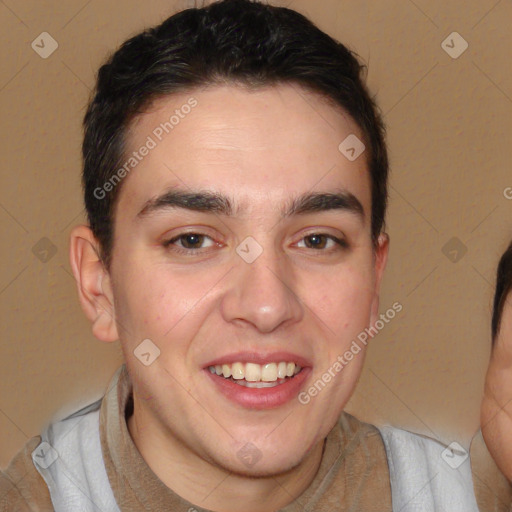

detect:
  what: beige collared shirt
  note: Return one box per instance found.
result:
[0,364,509,511]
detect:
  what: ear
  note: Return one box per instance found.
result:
[370,232,390,325]
[69,225,119,342]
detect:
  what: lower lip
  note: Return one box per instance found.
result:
[205,367,311,410]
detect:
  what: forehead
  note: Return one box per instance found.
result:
[116,83,371,220]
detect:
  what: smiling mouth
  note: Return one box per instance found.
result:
[208,361,302,388]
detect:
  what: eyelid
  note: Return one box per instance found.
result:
[161,225,219,243]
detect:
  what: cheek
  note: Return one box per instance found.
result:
[113,267,190,337]
[309,265,375,336]
[114,260,226,345]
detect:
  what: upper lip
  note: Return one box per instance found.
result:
[203,351,312,369]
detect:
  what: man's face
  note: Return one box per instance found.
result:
[108,83,387,476]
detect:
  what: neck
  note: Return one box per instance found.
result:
[127,405,325,512]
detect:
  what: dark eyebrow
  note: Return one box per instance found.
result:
[136,188,365,221]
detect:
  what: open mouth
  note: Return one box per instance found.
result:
[208,361,302,388]
[204,358,310,409]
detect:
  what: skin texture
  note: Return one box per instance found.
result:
[70,83,389,512]
[482,295,512,482]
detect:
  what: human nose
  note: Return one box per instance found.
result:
[220,241,304,333]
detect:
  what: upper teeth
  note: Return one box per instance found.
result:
[208,362,302,382]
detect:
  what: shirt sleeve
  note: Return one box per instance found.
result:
[0,435,54,512]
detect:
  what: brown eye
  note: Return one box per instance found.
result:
[304,234,328,249]
[177,234,206,249]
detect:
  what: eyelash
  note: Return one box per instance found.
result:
[162,232,349,256]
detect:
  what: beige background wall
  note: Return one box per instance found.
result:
[1,0,511,467]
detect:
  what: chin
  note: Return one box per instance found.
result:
[204,439,311,479]
[227,453,306,479]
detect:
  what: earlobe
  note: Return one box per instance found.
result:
[69,225,119,343]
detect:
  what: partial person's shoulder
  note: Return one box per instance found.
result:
[377,424,480,511]
[339,411,386,439]
[325,413,392,511]
[471,429,512,512]
[336,412,391,465]
[336,412,391,460]
[0,435,53,512]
